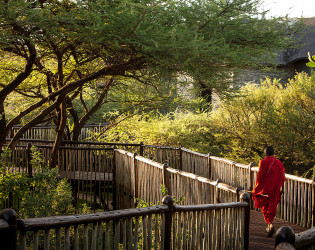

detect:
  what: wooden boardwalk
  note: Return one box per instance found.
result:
[249,210,307,249]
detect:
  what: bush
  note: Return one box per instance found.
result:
[100,111,216,154]
[99,73,314,177]
[211,73,314,176]
[0,147,75,218]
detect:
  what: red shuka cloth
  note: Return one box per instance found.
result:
[252,156,286,224]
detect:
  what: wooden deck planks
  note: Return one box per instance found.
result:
[58,171,112,182]
[249,210,307,250]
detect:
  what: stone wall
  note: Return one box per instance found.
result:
[234,65,295,87]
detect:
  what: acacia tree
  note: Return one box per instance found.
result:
[0,0,297,166]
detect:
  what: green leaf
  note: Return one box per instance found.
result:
[306,61,315,67]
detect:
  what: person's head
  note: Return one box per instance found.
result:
[264,146,274,156]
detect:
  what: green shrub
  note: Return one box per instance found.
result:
[98,73,314,177]
[99,111,216,154]
[0,147,75,218]
[211,73,314,176]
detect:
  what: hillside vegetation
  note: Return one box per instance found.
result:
[99,73,314,177]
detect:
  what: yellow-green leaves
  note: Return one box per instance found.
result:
[307,52,315,67]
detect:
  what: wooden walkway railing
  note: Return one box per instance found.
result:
[3,139,315,228]
[0,195,250,250]
[142,146,315,229]
[7,123,110,141]
[2,138,315,249]
[114,149,243,210]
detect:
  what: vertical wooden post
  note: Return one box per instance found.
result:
[274,226,295,249]
[163,164,171,196]
[27,142,32,178]
[312,177,315,227]
[215,179,222,204]
[240,193,250,250]
[162,196,174,250]
[208,152,212,180]
[236,187,242,202]
[248,162,254,208]
[112,147,117,210]
[0,208,17,250]
[60,140,65,169]
[248,162,254,191]
[132,153,138,207]
[8,192,13,208]
[179,146,183,170]
[178,146,182,170]
[139,142,144,157]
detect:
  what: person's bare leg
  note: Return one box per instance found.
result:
[266,223,274,236]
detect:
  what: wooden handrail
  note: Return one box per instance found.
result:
[134,155,164,169]
[1,196,250,250]
[181,147,207,157]
[251,166,313,184]
[174,202,249,212]
[143,145,181,150]
[295,227,315,248]
[17,205,169,231]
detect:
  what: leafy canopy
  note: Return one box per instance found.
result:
[0,0,299,148]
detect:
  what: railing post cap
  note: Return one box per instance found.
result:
[275,226,295,248]
[1,209,17,225]
[240,192,251,203]
[275,242,295,250]
[162,196,174,208]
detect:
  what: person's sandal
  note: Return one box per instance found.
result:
[265,224,275,237]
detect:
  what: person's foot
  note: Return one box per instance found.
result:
[265,223,274,237]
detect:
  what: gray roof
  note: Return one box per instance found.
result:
[277,22,315,66]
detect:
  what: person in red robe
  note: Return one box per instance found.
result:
[252,146,286,236]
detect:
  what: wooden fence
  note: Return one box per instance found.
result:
[142,145,181,169]
[2,143,115,211]
[145,147,315,229]
[0,194,250,250]
[3,139,315,228]
[7,124,110,141]
[114,149,244,210]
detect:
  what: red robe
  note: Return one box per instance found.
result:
[252,156,286,224]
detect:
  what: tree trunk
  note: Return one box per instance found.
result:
[0,100,7,150]
[50,99,67,168]
[7,97,63,149]
[71,78,113,141]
